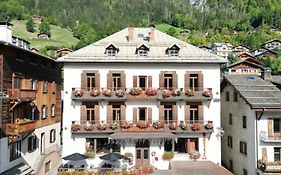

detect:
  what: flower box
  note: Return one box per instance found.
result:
[185,89,194,96]
[97,123,107,130]
[90,88,100,97]
[84,124,94,131]
[130,87,143,96]
[162,90,171,98]
[189,151,200,160]
[202,90,212,97]
[71,124,80,131]
[169,122,177,130]
[109,122,118,130]
[205,122,213,129]
[115,89,125,97]
[121,121,132,129]
[172,89,182,96]
[152,121,164,129]
[145,88,157,96]
[192,123,201,131]
[73,89,84,97]
[179,122,187,130]
[136,120,149,129]
[103,89,112,97]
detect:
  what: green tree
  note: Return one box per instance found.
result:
[73,23,97,49]
[39,21,51,37]
[25,16,35,33]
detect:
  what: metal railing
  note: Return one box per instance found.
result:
[260,131,281,142]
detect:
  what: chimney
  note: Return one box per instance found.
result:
[0,22,13,43]
[128,27,134,41]
[149,26,155,42]
[261,67,272,81]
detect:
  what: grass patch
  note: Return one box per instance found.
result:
[155,23,182,36]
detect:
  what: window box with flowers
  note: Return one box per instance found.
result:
[179,122,187,130]
[90,88,100,97]
[115,89,125,97]
[162,90,171,98]
[145,88,157,96]
[169,122,177,130]
[136,120,149,129]
[71,124,80,132]
[202,90,212,97]
[121,121,132,129]
[192,123,201,131]
[130,87,143,96]
[84,124,94,131]
[185,89,194,96]
[73,89,84,97]
[162,151,174,161]
[189,151,200,161]
[205,121,213,129]
[152,121,164,129]
[103,89,112,97]
[109,122,118,130]
[97,123,107,130]
[172,89,182,96]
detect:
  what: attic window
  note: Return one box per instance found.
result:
[105,44,119,56]
[136,44,149,57]
[166,44,180,57]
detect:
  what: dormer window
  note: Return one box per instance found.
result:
[166,44,180,57]
[136,44,149,57]
[105,43,119,56]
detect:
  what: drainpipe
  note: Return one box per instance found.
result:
[255,108,265,173]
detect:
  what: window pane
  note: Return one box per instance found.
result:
[274,147,281,161]
[143,150,148,159]
[274,119,280,132]
[139,108,146,120]
[137,150,141,159]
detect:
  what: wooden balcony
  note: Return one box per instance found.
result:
[71,87,213,102]
[70,120,214,134]
[8,89,37,101]
[260,131,281,142]
[258,160,281,173]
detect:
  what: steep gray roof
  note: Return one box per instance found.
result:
[223,75,281,109]
[57,27,226,63]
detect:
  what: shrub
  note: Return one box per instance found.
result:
[162,151,174,161]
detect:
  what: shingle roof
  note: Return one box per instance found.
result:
[57,27,226,63]
[223,75,281,109]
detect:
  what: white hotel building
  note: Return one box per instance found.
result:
[58,27,226,169]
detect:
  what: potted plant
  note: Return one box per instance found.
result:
[121,121,132,129]
[162,151,174,161]
[179,122,187,130]
[145,88,157,96]
[152,121,164,129]
[115,89,125,97]
[97,123,107,130]
[192,123,201,131]
[172,89,182,96]
[169,122,177,130]
[84,124,94,131]
[109,121,118,130]
[90,88,100,97]
[73,89,84,97]
[103,89,112,97]
[71,124,80,131]
[129,87,143,96]
[136,120,149,129]
[189,151,200,161]
[162,90,171,98]
[202,90,212,97]
[185,89,194,96]
[205,121,213,129]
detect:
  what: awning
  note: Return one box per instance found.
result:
[109,132,177,140]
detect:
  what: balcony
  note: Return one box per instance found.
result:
[71,87,212,102]
[260,131,281,142]
[258,160,281,173]
[70,120,214,134]
[8,89,37,101]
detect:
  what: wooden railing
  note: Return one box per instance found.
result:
[70,120,214,133]
[7,89,37,100]
[71,87,213,101]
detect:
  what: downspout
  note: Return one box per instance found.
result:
[255,108,265,173]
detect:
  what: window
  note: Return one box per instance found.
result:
[240,141,247,155]
[164,105,173,123]
[86,73,96,91]
[43,81,48,93]
[243,169,247,175]
[51,104,55,117]
[233,91,238,102]
[164,74,173,90]
[274,118,281,133]
[242,116,247,128]
[112,105,121,121]
[138,49,148,56]
[41,105,47,119]
[86,104,95,122]
[229,159,233,172]
[227,136,233,148]
[45,161,51,173]
[274,147,281,161]
[112,73,121,90]
[168,48,179,56]
[10,140,21,161]
[190,105,199,124]
[138,107,147,121]
[189,74,199,91]
[50,129,56,143]
[107,48,117,56]
[229,113,233,125]
[13,75,22,89]
[29,79,38,90]
[28,136,36,152]
[138,76,147,90]
[226,91,230,101]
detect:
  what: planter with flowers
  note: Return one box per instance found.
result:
[179,122,187,130]
[205,121,213,129]
[136,120,149,129]
[84,124,94,131]
[109,122,118,130]
[130,87,143,96]
[97,123,107,131]
[145,88,157,96]
[121,121,132,129]
[115,89,125,97]
[189,151,200,161]
[169,122,177,130]
[103,89,112,97]
[162,151,174,161]
[152,121,164,129]
[90,88,100,97]
[162,90,172,98]
[73,89,84,97]
[71,124,80,132]
[185,89,194,96]
[192,123,201,131]
[202,90,212,97]
[172,89,182,96]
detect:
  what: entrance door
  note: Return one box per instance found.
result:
[135,140,149,168]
